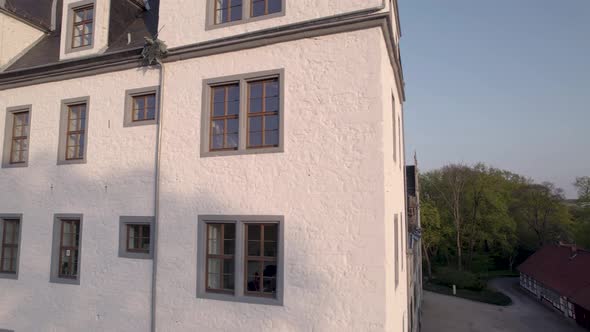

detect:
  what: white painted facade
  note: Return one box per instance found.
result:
[0,1,409,331]
[0,12,44,70]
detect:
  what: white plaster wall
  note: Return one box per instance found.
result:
[155,27,406,331]
[158,0,384,48]
[0,12,44,70]
[59,0,110,61]
[0,23,407,332]
[380,22,408,332]
[0,68,160,332]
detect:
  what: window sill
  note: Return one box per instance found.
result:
[50,275,80,285]
[201,146,284,158]
[57,158,87,165]
[0,272,18,280]
[1,162,28,168]
[197,290,283,306]
[124,119,158,128]
[205,10,286,31]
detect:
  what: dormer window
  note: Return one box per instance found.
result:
[72,5,94,49]
[207,0,285,29]
[65,0,96,54]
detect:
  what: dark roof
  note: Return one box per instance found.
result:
[518,244,590,310]
[0,0,53,30]
[4,0,159,72]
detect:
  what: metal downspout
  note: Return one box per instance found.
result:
[151,62,165,332]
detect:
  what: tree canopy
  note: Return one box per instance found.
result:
[420,163,583,276]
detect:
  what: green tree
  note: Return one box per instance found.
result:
[421,200,442,279]
[510,182,572,247]
[574,176,590,202]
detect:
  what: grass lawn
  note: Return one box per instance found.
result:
[424,282,513,306]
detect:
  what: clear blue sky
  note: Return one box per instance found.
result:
[400,0,590,198]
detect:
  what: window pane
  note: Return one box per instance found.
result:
[208,225,221,255]
[249,98,263,113]
[246,260,261,292]
[213,87,226,104]
[265,80,279,97]
[227,100,239,115]
[226,134,239,149]
[265,131,279,146]
[147,95,156,108]
[228,85,240,101]
[73,36,82,48]
[266,97,279,112]
[146,107,156,120]
[249,132,262,147]
[230,1,242,21]
[74,10,84,23]
[249,116,262,133]
[263,262,277,293]
[249,82,263,99]
[252,0,265,17]
[212,120,224,135]
[86,8,94,20]
[265,115,279,131]
[268,0,281,13]
[211,135,224,149]
[248,240,261,256]
[248,225,261,240]
[227,118,239,134]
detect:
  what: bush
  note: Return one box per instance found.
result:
[434,267,484,291]
[424,282,512,306]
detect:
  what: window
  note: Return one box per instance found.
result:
[210,84,240,151]
[118,216,154,259]
[71,5,94,49]
[124,87,159,127]
[58,219,80,279]
[197,215,284,305]
[247,78,280,149]
[0,215,22,279]
[2,105,31,168]
[127,224,150,253]
[394,214,399,289]
[207,0,285,29]
[201,69,284,157]
[58,97,89,165]
[50,214,83,285]
[215,0,243,24]
[9,112,29,164]
[392,94,397,164]
[251,0,282,17]
[65,0,96,53]
[398,115,402,169]
[244,223,278,296]
[206,223,235,292]
[66,104,87,160]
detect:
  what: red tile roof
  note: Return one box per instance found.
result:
[518,244,590,310]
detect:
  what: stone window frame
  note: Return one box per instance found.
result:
[64,0,97,54]
[2,105,32,168]
[205,0,286,30]
[123,86,160,127]
[118,216,155,260]
[394,213,399,290]
[200,69,285,157]
[57,96,90,165]
[50,214,83,285]
[0,214,23,280]
[196,215,284,306]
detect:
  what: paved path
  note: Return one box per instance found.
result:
[421,277,585,332]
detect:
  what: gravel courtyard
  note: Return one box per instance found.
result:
[421,278,585,332]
